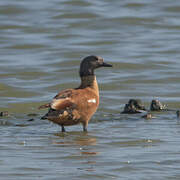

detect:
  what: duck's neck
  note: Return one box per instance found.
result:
[79,75,99,91]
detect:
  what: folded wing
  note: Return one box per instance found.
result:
[40,89,81,125]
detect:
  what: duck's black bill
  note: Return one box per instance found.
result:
[102,62,113,67]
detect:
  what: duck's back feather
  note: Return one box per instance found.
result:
[38,89,73,110]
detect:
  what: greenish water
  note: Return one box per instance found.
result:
[1,0,180,179]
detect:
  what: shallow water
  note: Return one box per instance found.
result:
[1,0,180,179]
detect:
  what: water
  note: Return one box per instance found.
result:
[0,0,180,179]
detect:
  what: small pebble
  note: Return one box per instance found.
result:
[141,113,153,119]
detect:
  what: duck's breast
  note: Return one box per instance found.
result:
[71,88,99,120]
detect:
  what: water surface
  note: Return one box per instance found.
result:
[1,0,180,179]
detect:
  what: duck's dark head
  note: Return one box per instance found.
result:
[79,55,112,77]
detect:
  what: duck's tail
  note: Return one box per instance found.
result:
[38,103,51,109]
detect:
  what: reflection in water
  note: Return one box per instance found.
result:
[75,137,97,146]
[53,133,97,146]
[80,151,99,155]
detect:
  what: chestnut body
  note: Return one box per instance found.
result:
[39,56,112,132]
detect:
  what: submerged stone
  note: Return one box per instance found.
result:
[121,99,146,114]
[150,99,166,111]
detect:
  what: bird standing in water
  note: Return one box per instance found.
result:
[39,56,112,132]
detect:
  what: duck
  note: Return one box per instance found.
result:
[39,55,112,132]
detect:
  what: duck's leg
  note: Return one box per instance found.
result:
[61,125,65,132]
[82,121,88,132]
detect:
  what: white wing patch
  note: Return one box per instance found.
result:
[51,99,60,109]
[88,98,96,103]
[51,98,70,109]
